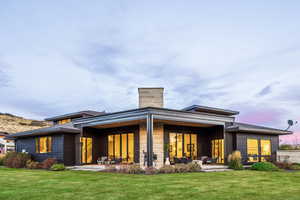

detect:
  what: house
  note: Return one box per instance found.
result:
[6,88,292,167]
[0,132,15,154]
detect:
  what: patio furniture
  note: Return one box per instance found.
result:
[192,160,203,168]
[97,156,108,165]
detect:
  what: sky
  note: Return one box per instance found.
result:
[0,1,299,144]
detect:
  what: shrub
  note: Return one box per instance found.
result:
[145,167,158,175]
[279,144,299,150]
[186,162,202,172]
[251,162,279,171]
[174,164,190,173]
[50,164,65,171]
[0,157,4,166]
[159,165,175,174]
[290,164,300,170]
[127,164,144,174]
[228,151,243,170]
[26,160,41,169]
[275,161,293,169]
[41,158,57,169]
[3,152,31,168]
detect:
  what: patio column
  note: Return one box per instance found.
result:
[146,114,154,167]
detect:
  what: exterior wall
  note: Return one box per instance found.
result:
[64,134,76,166]
[16,134,65,163]
[153,123,164,168]
[235,132,279,163]
[139,122,164,168]
[277,150,300,163]
[139,122,147,166]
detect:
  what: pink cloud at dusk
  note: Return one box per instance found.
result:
[237,109,283,125]
[236,107,300,144]
[280,131,300,145]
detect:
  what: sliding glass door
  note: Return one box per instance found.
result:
[211,139,224,164]
[81,137,93,164]
[169,132,197,161]
[108,133,134,163]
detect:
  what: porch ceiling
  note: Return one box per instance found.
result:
[155,119,216,127]
[92,119,144,129]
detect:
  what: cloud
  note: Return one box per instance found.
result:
[257,82,280,97]
[0,1,299,146]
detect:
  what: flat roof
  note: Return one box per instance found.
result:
[6,123,80,139]
[226,122,292,135]
[45,110,105,121]
[182,105,239,116]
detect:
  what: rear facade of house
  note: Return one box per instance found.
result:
[7,88,292,167]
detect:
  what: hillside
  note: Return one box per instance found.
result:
[0,113,50,134]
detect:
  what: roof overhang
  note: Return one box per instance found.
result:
[226,125,292,135]
[45,111,104,121]
[182,105,239,116]
[6,126,80,140]
[74,107,233,128]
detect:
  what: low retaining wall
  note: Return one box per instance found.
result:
[277,150,300,163]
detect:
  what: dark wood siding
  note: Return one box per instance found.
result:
[63,134,76,166]
[235,132,279,163]
[15,134,64,163]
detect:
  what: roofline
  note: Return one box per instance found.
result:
[182,105,239,115]
[45,110,103,121]
[73,107,235,124]
[6,126,80,139]
[74,107,234,128]
[226,125,292,135]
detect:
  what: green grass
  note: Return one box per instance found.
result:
[1,168,300,200]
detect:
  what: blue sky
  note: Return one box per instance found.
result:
[0,1,299,142]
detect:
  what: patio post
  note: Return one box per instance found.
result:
[146,114,154,167]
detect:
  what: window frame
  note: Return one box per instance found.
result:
[169,132,198,161]
[107,132,134,163]
[35,136,52,154]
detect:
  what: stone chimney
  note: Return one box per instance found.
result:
[138,88,164,108]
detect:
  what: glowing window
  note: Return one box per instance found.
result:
[211,139,224,163]
[58,119,71,124]
[35,136,52,153]
[247,139,259,162]
[261,139,271,162]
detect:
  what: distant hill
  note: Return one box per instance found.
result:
[0,113,50,134]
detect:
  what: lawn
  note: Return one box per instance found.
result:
[1,168,300,200]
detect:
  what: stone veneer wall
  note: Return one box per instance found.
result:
[277,150,300,163]
[139,122,164,168]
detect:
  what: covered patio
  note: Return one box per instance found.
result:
[73,107,235,167]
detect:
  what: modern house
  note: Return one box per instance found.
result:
[6,88,292,167]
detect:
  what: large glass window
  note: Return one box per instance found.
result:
[35,136,52,153]
[108,133,134,163]
[211,139,224,163]
[58,119,71,124]
[81,137,93,164]
[261,139,271,162]
[169,133,197,161]
[247,139,259,162]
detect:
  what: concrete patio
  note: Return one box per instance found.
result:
[67,164,232,172]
